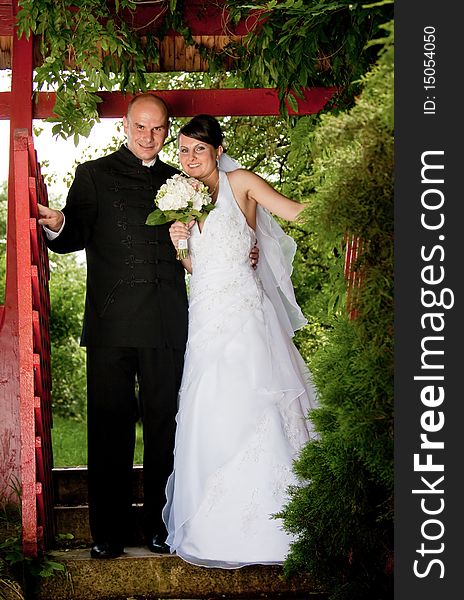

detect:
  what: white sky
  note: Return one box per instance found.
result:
[0,71,125,201]
[0,117,123,201]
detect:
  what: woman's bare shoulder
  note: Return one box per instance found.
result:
[227,168,261,187]
[227,167,249,178]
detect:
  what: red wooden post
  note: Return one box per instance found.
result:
[0,128,54,556]
[0,126,37,554]
[14,130,37,555]
[11,0,35,556]
[0,0,33,508]
[0,1,51,556]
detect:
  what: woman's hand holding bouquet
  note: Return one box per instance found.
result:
[146,174,215,259]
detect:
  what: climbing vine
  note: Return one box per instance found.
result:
[17,0,194,141]
[16,0,393,140]
[223,0,393,110]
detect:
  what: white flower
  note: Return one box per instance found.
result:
[146,173,215,232]
[155,174,211,213]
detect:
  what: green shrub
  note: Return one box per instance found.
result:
[52,416,144,467]
[280,24,394,600]
[48,252,87,420]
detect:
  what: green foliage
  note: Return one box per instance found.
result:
[279,23,394,599]
[0,536,65,581]
[51,415,88,467]
[224,0,393,108]
[48,253,86,341]
[16,0,191,142]
[16,1,393,140]
[146,204,216,227]
[47,253,87,420]
[0,499,65,599]
[49,338,86,420]
[18,1,143,141]
[52,417,144,467]
[289,222,342,360]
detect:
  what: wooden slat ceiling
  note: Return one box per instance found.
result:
[0,1,254,71]
[0,34,243,71]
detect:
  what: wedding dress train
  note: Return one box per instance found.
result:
[163,169,318,568]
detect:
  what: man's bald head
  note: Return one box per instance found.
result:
[123,93,170,162]
[126,93,170,120]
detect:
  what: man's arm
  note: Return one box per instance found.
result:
[41,163,98,253]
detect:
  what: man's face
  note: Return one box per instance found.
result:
[123,98,169,162]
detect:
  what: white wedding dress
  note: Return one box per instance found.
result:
[163,169,318,568]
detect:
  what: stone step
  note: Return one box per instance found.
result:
[37,549,325,600]
[53,466,143,505]
[53,466,147,545]
[50,468,323,600]
[55,504,145,546]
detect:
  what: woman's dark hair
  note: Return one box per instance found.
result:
[178,114,224,149]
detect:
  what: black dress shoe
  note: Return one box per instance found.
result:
[90,542,124,559]
[146,533,170,554]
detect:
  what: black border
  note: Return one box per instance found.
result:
[395,2,463,597]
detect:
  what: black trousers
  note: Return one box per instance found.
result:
[86,346,184,545]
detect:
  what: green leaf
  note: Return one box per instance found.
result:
[40,560,66,576]
[145,210,172,226]
[146,203,216,227]
[287,93,299,113]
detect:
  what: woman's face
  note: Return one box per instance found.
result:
[178,134,222,180]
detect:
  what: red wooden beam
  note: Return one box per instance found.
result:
[0,87,337,119]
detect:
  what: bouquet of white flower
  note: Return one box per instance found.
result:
[146,174,215,259]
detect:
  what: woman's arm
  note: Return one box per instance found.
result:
[228,169,305,222]
[169,221,193,273]
[169,218,259,271]
[41,163,99,253]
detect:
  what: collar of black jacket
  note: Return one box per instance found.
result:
[120,144,159,168]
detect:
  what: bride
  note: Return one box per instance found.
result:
[163,114,318,568]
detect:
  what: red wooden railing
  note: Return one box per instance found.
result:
[0,129,54,556]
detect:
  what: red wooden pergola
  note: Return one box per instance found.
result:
[0,0,348,557]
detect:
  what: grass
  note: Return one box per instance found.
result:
[51,415,144,467]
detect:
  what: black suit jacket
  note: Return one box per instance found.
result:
[47,145,188,349]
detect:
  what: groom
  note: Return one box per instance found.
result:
[38,93,189,558]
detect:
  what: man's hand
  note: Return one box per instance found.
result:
[37,203,64,232]
[250,242,259,270]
